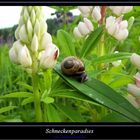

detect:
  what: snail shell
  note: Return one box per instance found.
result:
[61,56,88,82]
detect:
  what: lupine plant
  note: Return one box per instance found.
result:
[1,6,140,122]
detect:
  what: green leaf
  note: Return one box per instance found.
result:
[80,26,104,58]
[92,52,132,65]
[54,103,85,122]
[17,82,33,91]
[0,106,17,114]
[52,90,102,107]
[54,65,140,122]
[101,112,132,122]
[43,69,52,91]
[41,96,54,104]
[0,92,33,99]
[46,104,61,122]
[41,89,54,104]
[21,97,34,106]
[57,29,76,56]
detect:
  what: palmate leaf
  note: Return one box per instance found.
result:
[54,65,140,122]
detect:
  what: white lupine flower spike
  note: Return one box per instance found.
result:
[10,6,59,70]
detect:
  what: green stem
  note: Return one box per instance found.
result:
[97,6,106,79]
[32,56,43,122]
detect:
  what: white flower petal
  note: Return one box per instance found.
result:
[130,53,140,70]
[78,22,90,36]
[127,94,140,109]
[134,72,140,88]
[84,18,94,31]
[106,16,116,29]
[40,32,52,50]
[119,20,128,29]
[18,45,32,67]
[73,27,83,38]
[31,34,38,52]
[128,84,140,97]
[114,29,128,41]
[92,6,101,21]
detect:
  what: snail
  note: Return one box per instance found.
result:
[61,56,88,83]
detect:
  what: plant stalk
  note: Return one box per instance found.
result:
[97,6,107,70]
[32,55,43,122]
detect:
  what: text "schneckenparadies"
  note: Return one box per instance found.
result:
[45,128,94,135]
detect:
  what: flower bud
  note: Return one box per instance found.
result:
[123,6,133,14]
[73,27,83,38]
[128,84,140,97]
[92,6,101,21]
[19,16,24,26]
[78,6,93,17]
[40,32,52,50]
[135,97,140,106]
[119,20,128,29]
[31,9,36,26]
[114,29,128,41]
[38,50,45,60]
[9,40,23,64]
[19,24,28,43]
[39,18,47,36]
[15,26,20,40]
[112,60,122,67]
[106,16,129,41]
[18,45,32,67]
[27,6,32,13]
[23,7,29,22]
[83,18,94,31]
[78,22,90,36]
[73,18,93,38]
[106,16,116,29]
[134,72,140,88]
[127,94,140,109]
[128,16,135,31]
[40,43,59,69]
[109,6,124,16]
[31,34,38,52]
[34,19,40,37]
[112,51,122,67]
[27,19,33,41]
[130,53,140,70]
[109,6,133,16]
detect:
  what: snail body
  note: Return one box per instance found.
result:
[61,56,88,83]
